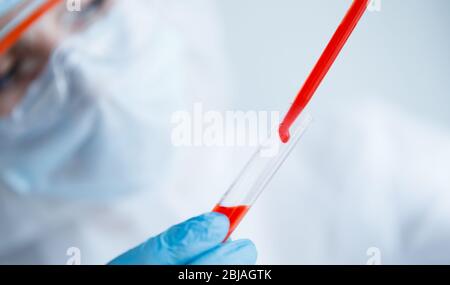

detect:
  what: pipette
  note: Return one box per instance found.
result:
[279,0,370,143]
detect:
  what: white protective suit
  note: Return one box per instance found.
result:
[0,0,234,264]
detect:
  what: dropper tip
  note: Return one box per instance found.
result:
[279,127,290,144]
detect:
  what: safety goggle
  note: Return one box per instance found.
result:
[0,0,62,55]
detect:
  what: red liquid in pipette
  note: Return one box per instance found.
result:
[213,204,250,241]
[279,0,370,143]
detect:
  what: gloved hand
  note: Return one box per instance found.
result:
[108,212,257,265]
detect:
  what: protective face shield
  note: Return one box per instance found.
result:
[0,0,110,107]
[0,0,23,18]
[0,0,185,199]
[1,0,63,55]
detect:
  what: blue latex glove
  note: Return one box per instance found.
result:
[108,213,257,265]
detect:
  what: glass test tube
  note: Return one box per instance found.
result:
[213,113,313,240]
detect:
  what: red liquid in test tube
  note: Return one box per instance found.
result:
[213,205,250,241]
